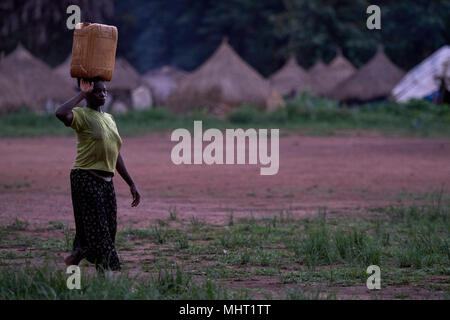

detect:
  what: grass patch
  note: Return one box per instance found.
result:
[0,198,448,299]
[1,96,450,137]
[3,218,29,231]
[168,206,178,221]
[47,221,66,230]
[0,263,250,299]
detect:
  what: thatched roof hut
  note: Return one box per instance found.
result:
[108,58,142,91]
[105,58,146,113]
[329,45,405,102]
[54,55,71,79]
[0,44,76,111]
[167,38,282,113]
[321,49,356,95]
[54,56,142,93]
[53,55,78,89]
[269,54,319,96]
[0,75,31,113]
[308,59,327,78]
[143,66,187,106]
[328,49,356,77]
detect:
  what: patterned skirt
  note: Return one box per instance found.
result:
[70,169,121,271]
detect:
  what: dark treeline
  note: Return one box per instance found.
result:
[1,0,449,76]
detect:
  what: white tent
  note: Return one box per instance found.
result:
[392,45,450,102]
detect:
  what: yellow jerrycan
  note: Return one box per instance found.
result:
[70,22,118,81]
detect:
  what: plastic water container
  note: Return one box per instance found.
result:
[70,22,118,81]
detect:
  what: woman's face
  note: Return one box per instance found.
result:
[87,81,107,107]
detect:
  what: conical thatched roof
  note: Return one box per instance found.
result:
[108,58,141,91]
[309,49,357,96]
[269,54,319,95]
[143,66,187,105]
[0,44,76,110]
[309,59,327,77]
[167,39,282,113]
[329,45,405,102]
[54,55,141,92]
[322,49,356,95]
[308,59,328,95]
[328,49,356,76]
[54,55,71,79]
[53,55,78,89]
[0,75,31,113]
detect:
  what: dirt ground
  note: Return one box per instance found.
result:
[0,131,449,299]
[1,132,448,226]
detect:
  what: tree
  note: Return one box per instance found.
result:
[0,0,114,66]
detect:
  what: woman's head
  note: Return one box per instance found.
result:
[82,78,107,107]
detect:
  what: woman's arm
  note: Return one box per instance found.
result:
[116,152,141,207]
[55,80,93,126]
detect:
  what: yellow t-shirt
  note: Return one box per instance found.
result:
[70,107,122,175]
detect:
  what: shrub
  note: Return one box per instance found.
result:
[228,105,263,124]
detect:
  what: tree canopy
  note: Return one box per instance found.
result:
[1,0,449,76]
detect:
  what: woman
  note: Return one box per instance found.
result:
[55,79,141,271]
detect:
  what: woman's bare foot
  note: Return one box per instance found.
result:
[64,253,81,266]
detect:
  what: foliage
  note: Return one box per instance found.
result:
[0,264,247,299]
[0,0,114,66]
[1,201,448,299]
[1,95,450,137]
[1,1,449,74]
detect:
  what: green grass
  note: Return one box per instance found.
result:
[1,95,449,137]
[118,224,184,246]
[0,199,448,299]
[0,263,250,300]
[2,217,29,231]
[47,220,66,230]
[168,206,179,221]
[288,224,382,268]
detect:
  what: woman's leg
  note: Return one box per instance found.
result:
[69,169,120,271]
[104,180,118,249]
[67,169,88,265]
[95,178,120,271]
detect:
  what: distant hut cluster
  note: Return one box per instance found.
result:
[0,44,159,114]
[1,40,448,115]
[166,38,283,115]
[329,46,405,103]
[266,45,407,104]
[312,49,357,96]
[53,55,153,114]
[0,44,75,113]
[269,53,319,97]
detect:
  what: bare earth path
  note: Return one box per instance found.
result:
[0,132,449,227]
[0,132,449,299]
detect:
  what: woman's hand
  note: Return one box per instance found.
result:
[80,79,94,95]
[115,153,140,207]
[55,80,93,126]
[130,184,141,207]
